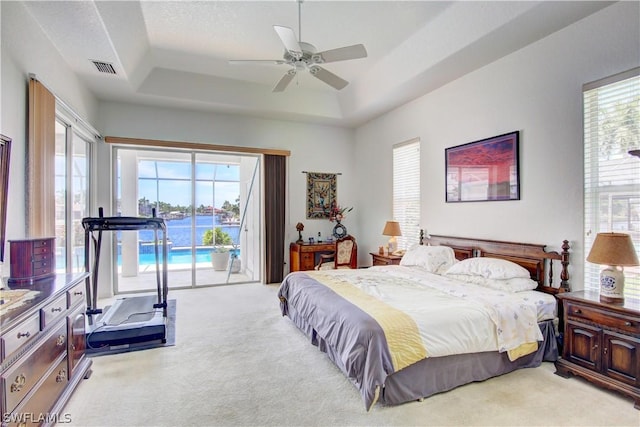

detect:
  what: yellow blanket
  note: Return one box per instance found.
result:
[308,271,427,372]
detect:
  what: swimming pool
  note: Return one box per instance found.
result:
[118,247,239,266]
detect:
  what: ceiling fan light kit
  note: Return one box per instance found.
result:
[229,0,367,92]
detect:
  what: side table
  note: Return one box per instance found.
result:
[370,252,403,266]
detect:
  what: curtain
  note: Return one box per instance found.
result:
[264,154,286,284]
[27,78,56,238]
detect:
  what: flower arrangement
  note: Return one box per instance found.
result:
[329,204,353,223]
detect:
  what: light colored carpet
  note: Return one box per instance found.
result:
[61,283,640,427]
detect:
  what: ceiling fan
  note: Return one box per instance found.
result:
[229,0,367,92]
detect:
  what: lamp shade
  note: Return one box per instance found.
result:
[587,232,639,266]
[382,221,402,237]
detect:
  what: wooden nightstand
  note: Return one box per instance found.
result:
[555,290,640,409]
[370,252,402,266]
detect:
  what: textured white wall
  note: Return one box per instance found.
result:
[354,2,640,288]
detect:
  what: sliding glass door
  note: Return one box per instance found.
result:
[114,147,260,293]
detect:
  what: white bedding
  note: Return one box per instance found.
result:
[329,265,555,358]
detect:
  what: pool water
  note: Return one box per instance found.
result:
[118,247,239,266]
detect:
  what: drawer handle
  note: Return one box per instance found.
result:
[16,331,31,339]
[73,291,84,296]
[56,369,67,383]
[51,307,63,313]
[625,321,632,327]
[10,374,26,392]
[573,309,582,314]
[57,335,66,346]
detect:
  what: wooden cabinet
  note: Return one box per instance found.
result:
[370,252,403,266]
[1,273,92,425]
[8,238,56,285]
[555,291,640,409]
[289,242,336,272]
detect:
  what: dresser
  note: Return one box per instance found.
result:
[370,252,403,266]
[555,291,640,409]
[289,242,336,272]
[8,238,56,285]
[1,273,92,425]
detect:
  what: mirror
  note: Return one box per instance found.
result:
[0,134,11,262]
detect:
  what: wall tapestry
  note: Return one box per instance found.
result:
[306,172,336,219]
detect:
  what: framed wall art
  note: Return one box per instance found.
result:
[306,172,336,219]
[445,131,520,202]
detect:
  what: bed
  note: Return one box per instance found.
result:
[277,233,570,410]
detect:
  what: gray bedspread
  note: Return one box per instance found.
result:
[277,271,558,410]
[279,271,394,410]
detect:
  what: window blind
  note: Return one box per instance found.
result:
[584,68,640,297]
[393,138,420,249]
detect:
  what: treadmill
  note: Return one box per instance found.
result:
[82,207,169,352]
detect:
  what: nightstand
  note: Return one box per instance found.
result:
[370,252,402,266]
[555,290,640,409]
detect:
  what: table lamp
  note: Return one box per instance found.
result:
[586,232,639,302]
[382,221,402,253]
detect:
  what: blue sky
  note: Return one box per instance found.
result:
[131,161,240,208]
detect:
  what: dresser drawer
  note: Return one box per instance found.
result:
[565,301,640,335]
[67,281,86,308]
[3,356,69,427]
[40,293,68,330]
[2,323,67,414]
[1,313,40,363]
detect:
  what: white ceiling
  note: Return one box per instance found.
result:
[21,0,614,127]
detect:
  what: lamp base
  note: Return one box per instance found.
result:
[388,236,398,254]
[599,266,625,303]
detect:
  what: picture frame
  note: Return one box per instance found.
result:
[306,172,336,219]
[445,131,520,202]
[0,134,11,262]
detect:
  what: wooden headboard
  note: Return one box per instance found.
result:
[420,231,570,295]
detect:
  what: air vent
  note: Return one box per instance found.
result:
[91,60,116,75]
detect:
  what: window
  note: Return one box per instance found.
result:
[584,68,640,297]
[114,146,260,292]
[54,112,94,274]
[393,138,420,249]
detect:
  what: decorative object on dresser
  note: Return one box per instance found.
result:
[555,291,640,409]
[586,232,639,302]
[8,238,56,285]
[295,222,304,244]
[445,131,520,202]
[329,205,352,239]
[370,252,402,266]
[315,235,357,270]
[0,134,11,264]
[0,273,92,423]
[382,221,401,254]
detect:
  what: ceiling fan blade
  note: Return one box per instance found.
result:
[313,44,367,64]
[229,59,288,65]
[273,25,302,59]
[309,66,349,90]
[273,70,296,92]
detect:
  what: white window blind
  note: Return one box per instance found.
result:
[393,138,420,249]
[584,68,640,297]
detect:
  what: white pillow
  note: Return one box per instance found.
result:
[400,245,457,274]
[444,257,530,280]
[446,274,538,292]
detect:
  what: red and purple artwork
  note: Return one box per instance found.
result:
[445,131,520,202]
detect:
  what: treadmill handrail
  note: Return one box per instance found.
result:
[82,214,169,323]
[82,216,166,232]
